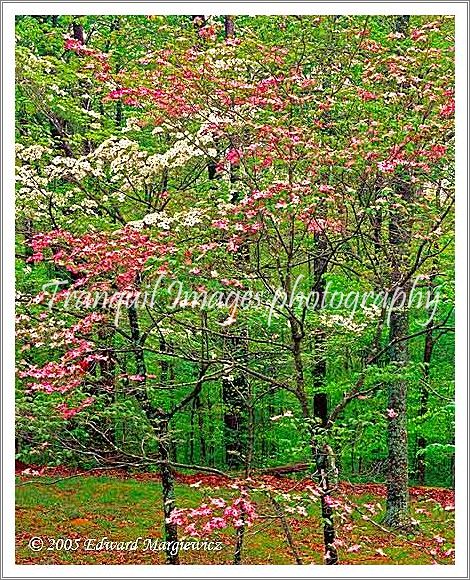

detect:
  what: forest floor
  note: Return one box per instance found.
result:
[15,467,455,565]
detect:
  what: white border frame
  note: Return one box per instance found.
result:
[1,2,468,578]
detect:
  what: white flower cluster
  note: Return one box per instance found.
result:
[47,156,97,181]
[82,108,101,120]
[16,149,101,221]
[181,208,205,227]
[50,84,68,97]
[129,207,206,232]
[147,127,214,170]
[17,48,55,77]
[319,313,367,333]
[363,304,382,320]
[15,144,52,162]
[122,117,142,132]
[205,45,252,73]
[143,211,174,229]
[16,164,50,219]
[16,107,222,225]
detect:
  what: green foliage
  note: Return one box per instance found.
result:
[15,14,454,489]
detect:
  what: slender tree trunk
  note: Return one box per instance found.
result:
[49,118,73,157]
[311,229,338,565]
[268,491,303,564]
[383,14,414,527]
[384,309,410,527]
[156,416,180,564]
[313,393,338,565]
[206,394,215,466]
[416,317,434,485]
[291,324,338,564]
[233,514,245,564]
[219,15,249,469]
[224,15,235,38]
[232,378,254,565]
[245,398,255,479]
[128,304,146,382]
[384,179,412,528]
[72,21,85,44]
[72,19,93,153]
[222,372,247,468]
[317,447,337,564]
[111,297,180,563]
[189,399,196,463]
[195,394,207,463]
[115,99,123,127]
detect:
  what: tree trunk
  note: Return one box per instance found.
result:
[224,15,235,38]
[128,304,146,382]
[157,417,180,564]
[49,118,73,157]
[222,373,247,468]
[233,514,245,564]
[231,381,254,565]
[395,15,410,35]
[195,394,207,463]
[313,394,338,565]
[384,178,412,528]
[191,15,206,28]
[311,229,338,564]
[383,14,414,528]
[189,399,196,463]
[72,21,85,44]
[384,309,410,527]
[219,16,249,469]
[416,317,434,484]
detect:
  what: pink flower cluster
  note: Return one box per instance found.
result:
[358,88,378,101]
[410,28,428,42]
[226,236,242,253]
[297,209,343,235]
[440,99,454,118]
[28,228,171,293]
[198,25,217,41]
[167,494,258,537]
[64,38,110,80]
[425,144,447,162]
[64,38,95,55]
[377,160,398,173]
[104,81,198,116]
[225,149,242,164]
[57,396,95,420]
[212,219,230,230]
[19,313,107,395]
